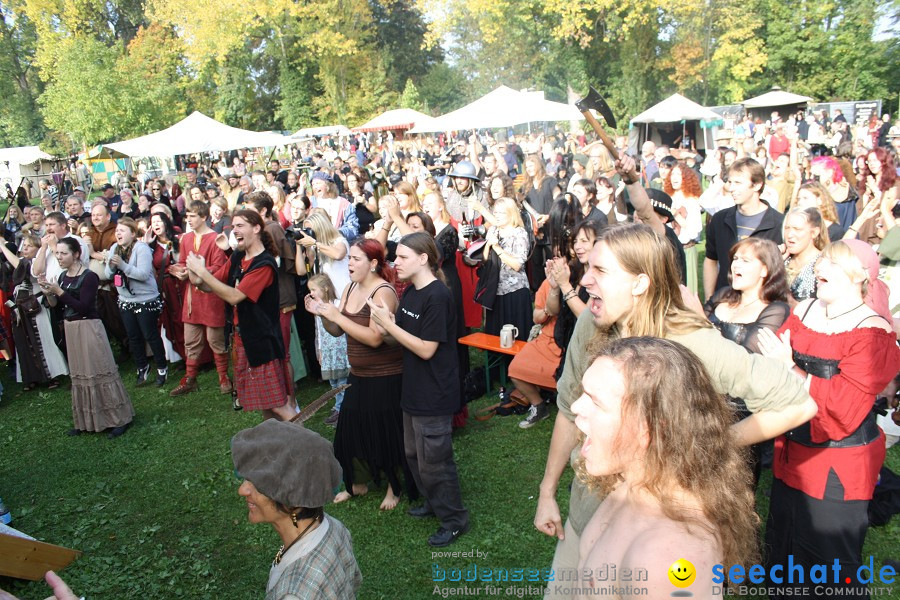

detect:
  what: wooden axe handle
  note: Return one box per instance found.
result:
[581,111,621,161]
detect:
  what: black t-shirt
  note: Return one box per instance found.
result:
[526,177,558,215]
[395,279,460,415]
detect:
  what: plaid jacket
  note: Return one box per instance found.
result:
[266,515,362,600]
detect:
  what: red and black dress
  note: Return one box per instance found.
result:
[765,308,900,600]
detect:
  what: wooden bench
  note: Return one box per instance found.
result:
[458,332,527,392]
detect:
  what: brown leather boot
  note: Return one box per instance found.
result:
[213,352,232,395]
[170,376,199,396]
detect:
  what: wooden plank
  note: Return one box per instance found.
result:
[0,532,81,581]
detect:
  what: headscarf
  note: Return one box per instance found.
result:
[840,238,892,323]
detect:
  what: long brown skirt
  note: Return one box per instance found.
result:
[64,319,134,432]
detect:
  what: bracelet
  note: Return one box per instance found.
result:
[382,224,390,231]
[562,289,578,302]
[848,226,857,232]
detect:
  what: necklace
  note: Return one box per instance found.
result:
[736,297,761,310]
[272,515,321,567]
[825,302,864,321]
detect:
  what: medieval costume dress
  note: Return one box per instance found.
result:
[11,258,68,387]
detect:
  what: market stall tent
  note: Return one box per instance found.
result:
[409,86,583,133]
[628,93,723,152]
[292,125,351,138]
[352,109,438,133]
[0,145,56,198]
[741,87,812,121]
[107,112,289,157]
[81,145,132,188]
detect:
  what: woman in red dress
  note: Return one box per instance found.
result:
[759,239,900,600]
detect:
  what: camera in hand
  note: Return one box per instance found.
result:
[286,226,316,243]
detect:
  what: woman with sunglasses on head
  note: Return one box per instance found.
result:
[759,239,900,600]
[482,197,532,343]
[39,237,134,438]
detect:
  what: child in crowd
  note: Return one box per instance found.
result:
[307,274,350,427]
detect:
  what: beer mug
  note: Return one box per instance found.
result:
[500,324,518,348]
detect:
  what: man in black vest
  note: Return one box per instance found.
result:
[185,209,297,421]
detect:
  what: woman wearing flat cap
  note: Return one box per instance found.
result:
[232,419,362,599]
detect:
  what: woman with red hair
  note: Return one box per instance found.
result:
[812,156,858,233]
[844,148,898,246]
[307,238,416,511]
[664,162,703,295]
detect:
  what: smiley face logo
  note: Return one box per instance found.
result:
[668,559,696,588]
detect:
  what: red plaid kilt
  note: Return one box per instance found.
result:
[233,336,293,411]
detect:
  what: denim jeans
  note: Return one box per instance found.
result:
[330,377,348,411]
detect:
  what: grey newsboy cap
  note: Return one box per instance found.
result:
[231,420,342,508]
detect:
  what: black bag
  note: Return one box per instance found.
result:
[463,367,486,403]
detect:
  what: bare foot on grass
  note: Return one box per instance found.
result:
[334,484,368,503]
[379,488,400,510]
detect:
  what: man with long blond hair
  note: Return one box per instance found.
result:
[535,214,817,599]
[571,337,760,598]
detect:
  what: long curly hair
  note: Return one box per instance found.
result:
[574,337,759,569]
[858,147,897,195]
[663,163,702,199]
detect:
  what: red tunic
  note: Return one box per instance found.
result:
[178,231,227,327]
[452,217,484,329]
[773,313,900,500]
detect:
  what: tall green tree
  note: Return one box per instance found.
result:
[0,2,44,145]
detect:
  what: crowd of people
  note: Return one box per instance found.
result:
[2,107,900,599]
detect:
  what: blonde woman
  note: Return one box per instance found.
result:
[759,240,900,598]
[520,155,560,290]
[483,197,532,341]
[3,204,25,244]
[783,207,829,304]
[296,211,351,300]
[794,181,843,241]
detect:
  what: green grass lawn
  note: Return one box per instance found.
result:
[2,352,898,600]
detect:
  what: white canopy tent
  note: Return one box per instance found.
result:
[409,86,583,133]
[628,93,723,152]
[352,109,438,133]
[107,112,290,157]
[0,146,56,196]
[291,125,350,138]
[741,87,813,121]
[742,88,812,109]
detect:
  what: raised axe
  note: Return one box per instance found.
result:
[575,86,621,160]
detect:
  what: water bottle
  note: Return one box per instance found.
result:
[0,497,11,525]
[498,386,506,402]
